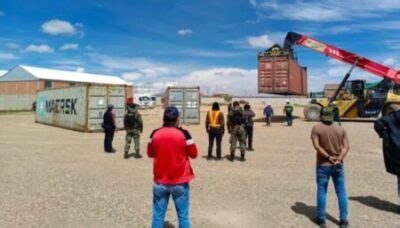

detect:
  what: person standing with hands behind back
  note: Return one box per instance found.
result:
[311,106,350,228]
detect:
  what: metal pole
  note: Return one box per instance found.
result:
[329,57,361,104]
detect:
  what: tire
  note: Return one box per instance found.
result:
[304,104,321,121]
[383,104,400,116]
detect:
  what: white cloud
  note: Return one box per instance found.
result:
[6,42,20,49]
[252,0,400,22]
[41,19,77,35]
[382,57,400,69]
[90,53,258,95]
[178,29,193,36]
[0,53,18,60]
[383,57,396,66]
[228,32,284,49]
[60,43,79,51]
[76,67,85,73]
[247,35,274,48]
[24,44,54,53]
[178,68,257,95]
[121,72,142,81]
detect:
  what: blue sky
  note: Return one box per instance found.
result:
[1,0,400,94]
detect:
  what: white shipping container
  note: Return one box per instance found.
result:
[36,85,126,132]
[163,87,200,125]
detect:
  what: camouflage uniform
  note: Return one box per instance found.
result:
[124,105,143,159]
[227,106,247,161]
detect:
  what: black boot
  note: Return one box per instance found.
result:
[229,152,235,161]
[240,151,246,162]
[135,151,142,158]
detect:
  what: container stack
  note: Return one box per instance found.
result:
[258,44,308,96]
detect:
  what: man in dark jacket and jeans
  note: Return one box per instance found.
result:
[148,106,198,228]
[374,110,400,209]
[103,104,116,153]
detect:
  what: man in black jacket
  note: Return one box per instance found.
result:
[103,104,116,153]
[374,110,400,208]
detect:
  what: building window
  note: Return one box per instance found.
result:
[44,80,52,89]
[69,82,76,86]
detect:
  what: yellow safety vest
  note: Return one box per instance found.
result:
[208,111,221,128]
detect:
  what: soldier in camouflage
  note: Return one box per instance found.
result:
[124,103,143,159]
[227,101,247,162]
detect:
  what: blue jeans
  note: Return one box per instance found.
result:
[316,164,348,221]
[152,183,190,228]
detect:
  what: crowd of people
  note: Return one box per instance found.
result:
[101,101,400,228]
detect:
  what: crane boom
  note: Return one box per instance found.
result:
[284,32,400,84]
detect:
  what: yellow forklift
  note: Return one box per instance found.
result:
[283,32,400,121]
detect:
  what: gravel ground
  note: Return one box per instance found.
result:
[0,105,399,228]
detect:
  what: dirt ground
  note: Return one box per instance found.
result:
[0,105,399,228]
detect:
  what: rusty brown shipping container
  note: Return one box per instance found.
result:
[258,44,308,96]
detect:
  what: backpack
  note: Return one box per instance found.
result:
[231,109,245,125]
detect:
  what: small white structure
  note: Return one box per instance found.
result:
[134,93,156,109]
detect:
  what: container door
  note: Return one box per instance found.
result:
[183,88,200,124]
[168,89,184,118]
[107,86,126,129]
[272,57,289,94]
[88,86,107,131]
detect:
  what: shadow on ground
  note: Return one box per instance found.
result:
[291,202,340,225]
[349,196,400,214]
[254,115,300,123]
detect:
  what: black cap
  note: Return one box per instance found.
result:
[164,106,179,122]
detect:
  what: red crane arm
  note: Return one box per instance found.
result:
[284,32,400,84]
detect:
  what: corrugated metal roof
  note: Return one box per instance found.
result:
[19,65,131,85]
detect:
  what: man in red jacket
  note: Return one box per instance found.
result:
[148,106,198,228]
